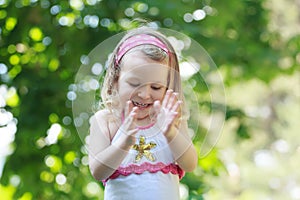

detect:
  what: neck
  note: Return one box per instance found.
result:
[121,111,154,127]
[136,117,154,127]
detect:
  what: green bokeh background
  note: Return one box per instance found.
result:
[0,0,299,199]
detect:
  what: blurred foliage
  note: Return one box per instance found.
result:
[0,0,299,199]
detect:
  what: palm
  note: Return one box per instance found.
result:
[154,90,181,134]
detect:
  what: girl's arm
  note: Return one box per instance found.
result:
[154,90,198,172]
[165,120,198,172]
[88,106,138,181]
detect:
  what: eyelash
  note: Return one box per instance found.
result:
[151,86,162,90]
[128,83,162,90]
[128,83,139,87]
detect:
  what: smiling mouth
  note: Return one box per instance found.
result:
[132,100,151,108]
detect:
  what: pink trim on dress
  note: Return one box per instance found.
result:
[102,162,185,185]
[137,122,155,130]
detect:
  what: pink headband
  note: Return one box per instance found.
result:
[115,34,169,66]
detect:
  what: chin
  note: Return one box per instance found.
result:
[136,113,149,120]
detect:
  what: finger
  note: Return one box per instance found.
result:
[124,100,132,118]
[162,89,172,108]
[153,100,161,114]
[171,100,182,113]
[123,106,137,130]
[127,128,139,136]
[128,101,134,115]
[129,107,138,127]
[131,106,138,114]
[149,101,160,123]
[167,100,181,123]
[167,92,178,110]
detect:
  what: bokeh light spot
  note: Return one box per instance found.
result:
[49,113,59,123]
[48,59,60,71]
[0,63,8,74]
[55,173,67,185]
[40,171,54,183]
[64,151,76,164]
[29,27,43,41]
[193,9,206,21]
[5,17,17,31]
[9,55,20,65]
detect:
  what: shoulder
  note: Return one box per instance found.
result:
[90,109,116,123]
[89,109,120,139]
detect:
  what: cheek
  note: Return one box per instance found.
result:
[155,90,167,101]
[118,85,135,102]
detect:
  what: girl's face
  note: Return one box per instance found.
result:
[117,50,169,124]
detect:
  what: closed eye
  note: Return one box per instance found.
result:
[151,85,164,90]
[127,82,140,87]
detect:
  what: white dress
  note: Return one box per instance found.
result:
[103,123,184,200]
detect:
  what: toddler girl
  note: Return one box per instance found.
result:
[88,26,198,200]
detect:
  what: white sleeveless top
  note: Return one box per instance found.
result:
[103,123,184,200]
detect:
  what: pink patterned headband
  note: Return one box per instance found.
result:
[115,34,169,66]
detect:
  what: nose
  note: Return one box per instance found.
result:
[137,85,151,99]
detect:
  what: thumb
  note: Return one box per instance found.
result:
[124,100,133,118]
[154,100,161,115]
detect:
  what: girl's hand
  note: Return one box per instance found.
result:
[153,90,182,139]
[116,101,139,149]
